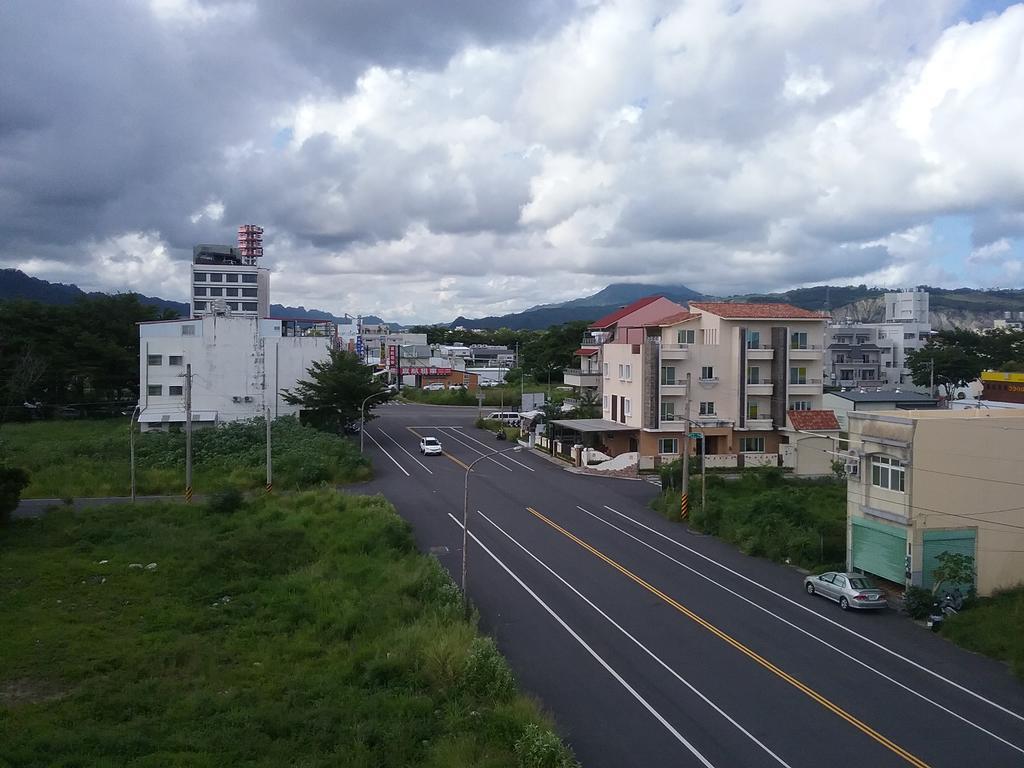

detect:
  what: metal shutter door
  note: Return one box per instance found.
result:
[851,518,907,583]
[922,529,977,591]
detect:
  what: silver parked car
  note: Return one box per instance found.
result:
[804,572,888,610]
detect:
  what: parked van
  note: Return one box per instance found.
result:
[487,411,521,425]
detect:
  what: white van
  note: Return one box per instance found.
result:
[487,411,521,425]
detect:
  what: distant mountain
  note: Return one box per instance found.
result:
[0,268,390,326]
[452,282,705,329]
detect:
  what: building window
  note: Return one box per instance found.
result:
[226,273,239,282]
[790,366,807,385]
[791,400,811,411]
[242,302,258,312]
[623,398,632,417]
[242,288,258,298]
[746,330,761,349]
[702,328,718,345]
[181,325,195,336]
[603,395,609,411]
[860,370,876,380]
[658,438,678,454]
[603,362,609,379]
[194,287,207,296]
[747,403,759,419]
[700,365,715,380]
[856,335,869,344]
[147,354,162,366]
[228,302,239,311]
[840,368,854,380]
[619,364,631,381]
[871,456,906,492]
[168,385,183,396]
[226,288,239,297]
[699,401,715,415]
[168,355,183,366]
[661,401,675,420]
[790,332,808,350]
[147,384,162,396]
[194,301,206,312]
[241,273,258,283]
[209,287,223,297]
[747,366,760,384]
[209,273,223,282]
[740,437,765,453]
[661,366,676,385]
[676,329,695,345]
[194,272,206,282]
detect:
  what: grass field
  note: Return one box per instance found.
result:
[940,586,1024,679]
[0,491,577,767]
[0,417,369,499]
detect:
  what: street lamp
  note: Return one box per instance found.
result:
[359,390,390,453]
[462,444,523,618]
[129,404,142,502]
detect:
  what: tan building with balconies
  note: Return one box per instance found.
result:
[846,408,1024,596]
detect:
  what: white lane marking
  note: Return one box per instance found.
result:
[446,512,717,768]
[440,426,535,472]
[578,505,1024,755]
[378,428,433,474]
[478,510,793,768]
[362,430,411,477]
[433,428,513,472]
[603,504,1024,727]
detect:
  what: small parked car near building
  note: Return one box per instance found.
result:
[804,571,887,610]
[422,383,446,391]
[419,436,443,455]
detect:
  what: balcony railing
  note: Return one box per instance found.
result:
[564,367,600,377]
[789,377,823,386]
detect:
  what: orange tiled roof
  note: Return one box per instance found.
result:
[689,302,827,320]
[588,296,663,329]
[573,348,598,356]
[788,410,841,431]
[647,311,697,326]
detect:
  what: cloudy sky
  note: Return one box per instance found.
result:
[2,0,1023,323]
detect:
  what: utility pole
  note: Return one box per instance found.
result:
[681,372,691,520]
[701,431,706,513]
[129,404,141,502]
[929,358,936,400]
[265,407,273,493]
[184,363,193,504]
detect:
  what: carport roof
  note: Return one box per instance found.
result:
[551,418,636,433]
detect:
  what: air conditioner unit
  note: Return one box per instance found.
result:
[243,396,253,403]
[232,396,241,403]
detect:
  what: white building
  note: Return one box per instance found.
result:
[191,243,270,319]
[825,289,932,390]
[138,315,332,431]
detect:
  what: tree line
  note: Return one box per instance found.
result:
[907,327,1024,398]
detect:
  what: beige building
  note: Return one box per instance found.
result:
[846,408,1024,596]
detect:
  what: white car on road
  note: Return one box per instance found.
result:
[419,437,443,455]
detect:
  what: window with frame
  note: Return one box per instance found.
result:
[194,287,207,296]
[840,368,854,380]
[699,401,715,415]
[602,395,609,411]
[242,302,257,311]
[747,403,759,419]
[860,369,876,380]
[226,273,239,282]
[603,362,609,379]
[228,302,239,311]
[856,335,869,344]
[168,355,183,366]
[623,398,631,417]
[194,301,206,312]
[791,400,811,411]
[181,325,196,336]
[168,385,183,396]
[790,366,807,384]
[241,273,258,283]
[871,456,905,492]
[747,366,760,384]
[739,437,765,453]
[661,366,676,385]
[790,332,808,350]
[618,364,624,380]
[147,384,162,396]
[226,288,239,297]
[660,401,675,420]
[147,354,162,366]
[676,329,695,344]
[745,330,761,349]
[658,438,678,454]
[242,288,258,298]
[194,272,207,282]
[700,365,715,380]
[209,273,223,282]
[209,287,223,297]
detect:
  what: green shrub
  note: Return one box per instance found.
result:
[206,487,245,515]
[903,586,934,620]
[462,637,516,702]
[0,464,30,524]
[514,723,579,768]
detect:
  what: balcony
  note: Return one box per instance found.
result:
[789,378,823,395]
[746,345,775,360]
[746,382,773,396]
[658,413,687,429]
[660,381,688,395]
[659,343,689,359]
[742,418,774,431]
[789,345,824,360]
[694,415,734,428]
[563,368,600,388]
[698,377,719,388]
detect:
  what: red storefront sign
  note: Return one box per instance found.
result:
[400,367,452,376]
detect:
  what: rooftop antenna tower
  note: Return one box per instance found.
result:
[237,224,264,266]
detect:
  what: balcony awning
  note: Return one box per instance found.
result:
[551,418,636,433]
[573,348,598,357]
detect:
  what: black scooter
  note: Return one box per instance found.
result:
[926,600,945,632]
[495,430,507,441]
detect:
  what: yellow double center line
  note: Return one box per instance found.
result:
[526,506,931,768]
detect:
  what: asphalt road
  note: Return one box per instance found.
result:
[352,401,1024,768]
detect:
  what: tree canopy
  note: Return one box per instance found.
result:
[281,349,391,432]
[906,327,1024,398]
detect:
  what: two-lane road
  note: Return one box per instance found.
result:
[355,402,1024,767]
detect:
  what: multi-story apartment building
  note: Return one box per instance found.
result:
[191,241,271,319]
[825,289,932,389]
[595,302,829,465]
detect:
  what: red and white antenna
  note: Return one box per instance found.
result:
[237,224,264,266]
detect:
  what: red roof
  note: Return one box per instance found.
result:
[573,348,598,357]
[588,296,662,329]
[690,302,827,320]
[788,410,841,431]
[647,311,696,327]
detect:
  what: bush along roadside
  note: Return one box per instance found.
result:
[651,467,847,573]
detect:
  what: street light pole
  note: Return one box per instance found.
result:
[359,390,387,453]
[129,405,142,502]
[462,444,523,619]
[681,372,691,519]
[184,363,193,504]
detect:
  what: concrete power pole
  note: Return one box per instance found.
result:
[265,407,273,494]
[681,371,691,520]
[184,363,193,504]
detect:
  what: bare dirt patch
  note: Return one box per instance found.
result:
[0,678,69,708]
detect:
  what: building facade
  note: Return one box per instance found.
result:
[190,244,270,319]
[846,408,1024,596]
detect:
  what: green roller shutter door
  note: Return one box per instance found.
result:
[922,529,977,592]
[851,518,907,583]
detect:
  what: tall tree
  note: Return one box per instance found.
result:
[906,345,982,399]
[281,349,391,432]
